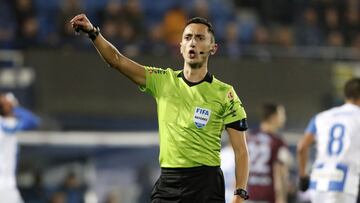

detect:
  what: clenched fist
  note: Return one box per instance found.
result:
[70,14,94,33]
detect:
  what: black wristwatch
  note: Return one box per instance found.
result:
[234,188,249,200]
[87,26,100,41]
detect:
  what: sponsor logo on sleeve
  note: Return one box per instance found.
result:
[148,68,166,75]
[193,107,211,128]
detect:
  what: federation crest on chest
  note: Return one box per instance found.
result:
[193,107,211,128]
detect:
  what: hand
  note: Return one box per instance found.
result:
[299,176,310,192]
[5,93,19,107]
[232,195,244,203]
[70,14,94,33]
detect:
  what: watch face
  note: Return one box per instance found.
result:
[234,189,249,200]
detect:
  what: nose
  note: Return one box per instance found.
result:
[189,38,196,47]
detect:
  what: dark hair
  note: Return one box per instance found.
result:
[185,17,215,39]
[344,78,360,100]
[261,102,281,122]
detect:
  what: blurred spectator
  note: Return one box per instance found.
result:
[102,19,122,47]
[13,0,35,25]
[103,191,121,203]
[296,7,324,46]
[58,0,84,48]
[17,16,40,48]
[116,0,145,57]
[350,34,360,59]
[327,31,344,47]
[48,192,67,203]
[123,0,144,39]
[251,25,272,61]
[117,21,141,57]
[13,0,40,48]
[57,171,86,203]
[189,0,210,20]
[323,7,343,36]
[143,23,168,56]
[253,25,270,45]
[344,9,360,45]
[0,2,16,48]
[3,0,360,53]
[223,22,241,58]
[162,6,187,50]
[276,26,294,48]
[99,0,123,23]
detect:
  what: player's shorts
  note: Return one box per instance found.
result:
[311,191,357,203]
[151,165,225,203]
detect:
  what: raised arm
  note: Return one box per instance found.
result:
[13,106,41,130]
[70,14,146,86]
[226,128,249,203]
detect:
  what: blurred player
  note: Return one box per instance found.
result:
[245,103,292,203]
[71,14,249,202]
[0,93,40,203]
[297,78,360,203]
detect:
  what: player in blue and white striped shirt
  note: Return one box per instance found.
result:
[0,93,40,203]
[297,78,360,203]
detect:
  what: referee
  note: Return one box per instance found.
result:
[70,14,249,203]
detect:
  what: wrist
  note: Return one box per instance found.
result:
[87,26,100,41]
[234,188,249,200]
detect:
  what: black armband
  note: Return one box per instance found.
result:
[225,118,248,131]
[234,188,249,200]
[87,26,100,41]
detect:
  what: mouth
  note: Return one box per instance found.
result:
[188,50,196,59]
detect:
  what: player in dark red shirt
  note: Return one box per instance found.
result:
[247,103,293,203]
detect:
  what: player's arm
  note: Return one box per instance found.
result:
[297,132,315,191]
[13,107,41,130]
[226,128,249,203]
[273,162,288,203]
[70,14,145,86]
[274,146,293,203]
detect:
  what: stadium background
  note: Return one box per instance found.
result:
[1,0,360,202]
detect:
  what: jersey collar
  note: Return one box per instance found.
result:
[177,71,213,87]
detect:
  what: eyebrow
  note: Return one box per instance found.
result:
[184,33,206,38]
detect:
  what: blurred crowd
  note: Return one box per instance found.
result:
[20,170,123,203]
[1,0,360,57]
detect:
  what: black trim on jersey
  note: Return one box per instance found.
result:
[177,71,213,87]
[225,118,248,131]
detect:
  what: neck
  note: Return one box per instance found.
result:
[183,62,208,83]
[346,99,360,107]
[260,122,278,134]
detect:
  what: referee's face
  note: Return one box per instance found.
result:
[180,23,217,68]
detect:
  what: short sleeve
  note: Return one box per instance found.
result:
[277,145,293,166]
[223,87,247,125]
[305,116,317,136]
[139,66,169,98]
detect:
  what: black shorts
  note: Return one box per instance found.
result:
[151,166,225,203]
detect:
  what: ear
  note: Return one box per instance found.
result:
[210,43,218,55]
[180,42,183,54]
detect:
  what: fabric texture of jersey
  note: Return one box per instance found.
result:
[140,66,247,168]
[305,103,360,196]
[246,130,288,203]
